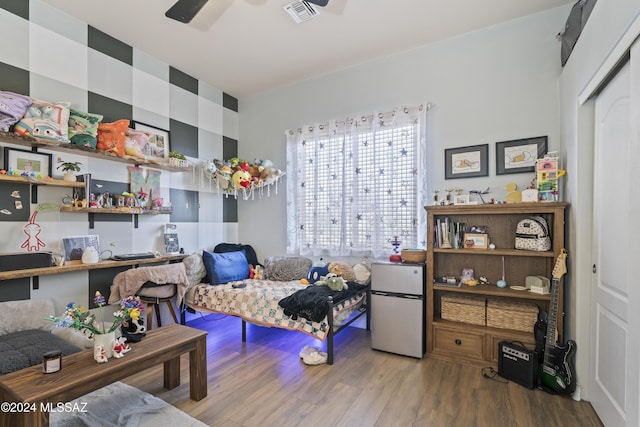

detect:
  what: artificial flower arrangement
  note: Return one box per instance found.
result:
[48,291,144,336]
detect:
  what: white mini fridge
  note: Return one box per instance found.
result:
[371,262,426,358]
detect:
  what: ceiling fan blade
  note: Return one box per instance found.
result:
[306,0,329,6]
[165,0,210,23]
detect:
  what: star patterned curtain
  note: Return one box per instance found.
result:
[286,104,429,257]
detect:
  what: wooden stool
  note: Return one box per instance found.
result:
[137,283,178,330]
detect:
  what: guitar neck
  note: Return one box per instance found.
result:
[544,278,560,364]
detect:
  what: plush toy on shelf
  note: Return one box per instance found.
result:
[202,157,285,199]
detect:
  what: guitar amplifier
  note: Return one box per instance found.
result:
[498,341,539,389]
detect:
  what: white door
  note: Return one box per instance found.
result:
[591,47,640,426]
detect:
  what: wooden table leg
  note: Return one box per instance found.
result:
[0,391,48,427]
[1,410,47,427]
[189,335,207,401]
[164,357,180,390]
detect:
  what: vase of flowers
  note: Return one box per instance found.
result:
[48,291,145,361]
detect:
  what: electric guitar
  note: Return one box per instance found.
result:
[540,248,577,394]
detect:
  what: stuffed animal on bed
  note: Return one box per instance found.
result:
[352,260,371,284]
[250,264,264,279]
[314,273,348,291]
[328,261,356,282]
[307,260,329,284]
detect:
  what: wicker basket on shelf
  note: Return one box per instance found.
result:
[441,294,486,326]
[486,298,539,332]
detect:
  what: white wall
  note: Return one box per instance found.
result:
[559,0,640,403]
[239,7,569,260]
[237,2,640,403]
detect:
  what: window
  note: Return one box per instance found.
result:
[286,104,429,257]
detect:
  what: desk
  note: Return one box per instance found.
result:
[0,254,186,281]
[0,324,207,427]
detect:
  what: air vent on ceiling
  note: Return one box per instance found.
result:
[284,0,320,24]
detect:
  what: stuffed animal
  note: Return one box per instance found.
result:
[250,264,264,279]
[460,267,476,286]
[328,261,356,282]
[124,128,151,158]
[232,170,251,189]
[314,273,348,291]
[352,260,372,284]
[307,260,329,284]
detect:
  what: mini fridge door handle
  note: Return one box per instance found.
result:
[372,290,422,299]
[372,291,390,297]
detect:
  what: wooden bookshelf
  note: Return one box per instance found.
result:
[425,202,568,366]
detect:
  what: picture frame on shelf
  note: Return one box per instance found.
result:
[164,232,180,255]
[444,144,488,179]
[495,136,547,175]
[453,194,470,205]
[463,233,488,249]
[131,121,170,162]
[62,235,100,262]
[3,147,52,178]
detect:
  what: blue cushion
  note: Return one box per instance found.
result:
[202,250,250,285]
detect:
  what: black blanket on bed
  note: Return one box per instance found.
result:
[278,282,368,323]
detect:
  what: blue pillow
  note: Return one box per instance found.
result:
[202,250,250,285]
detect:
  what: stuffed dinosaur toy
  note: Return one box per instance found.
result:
[314,273,347,291]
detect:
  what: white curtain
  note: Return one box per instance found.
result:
[285,104,429,257]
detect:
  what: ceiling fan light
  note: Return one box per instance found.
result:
[165,0,210,24]
[306,0,329,6]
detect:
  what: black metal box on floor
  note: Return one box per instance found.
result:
[498,341,539,389]
[0,252,51,271]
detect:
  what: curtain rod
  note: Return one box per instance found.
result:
[288,102,432,135]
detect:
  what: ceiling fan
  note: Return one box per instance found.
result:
[166,0,329,24]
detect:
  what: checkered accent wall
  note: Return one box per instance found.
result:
[0,1,239,303]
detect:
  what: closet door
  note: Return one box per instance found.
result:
[591,45,640,427]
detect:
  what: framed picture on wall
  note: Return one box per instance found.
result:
[495,136,547,175]
[444,144,489,179]
[3,148,52,178]
[131,121,170,162]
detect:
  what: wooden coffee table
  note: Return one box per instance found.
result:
[0,323,207,427]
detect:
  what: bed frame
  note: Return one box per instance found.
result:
[180,286,370,365]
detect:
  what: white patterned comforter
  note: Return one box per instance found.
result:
[184,279,366,340]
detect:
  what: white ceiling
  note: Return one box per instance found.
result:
[42,0,574,98]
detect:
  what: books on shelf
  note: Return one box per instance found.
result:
[434,217,467,249]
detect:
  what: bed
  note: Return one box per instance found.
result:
[179,251,370,365]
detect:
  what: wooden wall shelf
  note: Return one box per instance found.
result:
[0,131,191,172]
[59,206,172,215]
[0,254,186,281]
[0,174,84,188]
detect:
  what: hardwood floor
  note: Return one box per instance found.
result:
[124,315,603,426]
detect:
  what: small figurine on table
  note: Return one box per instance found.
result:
[112,337,131,358]
[94,345,108,363]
